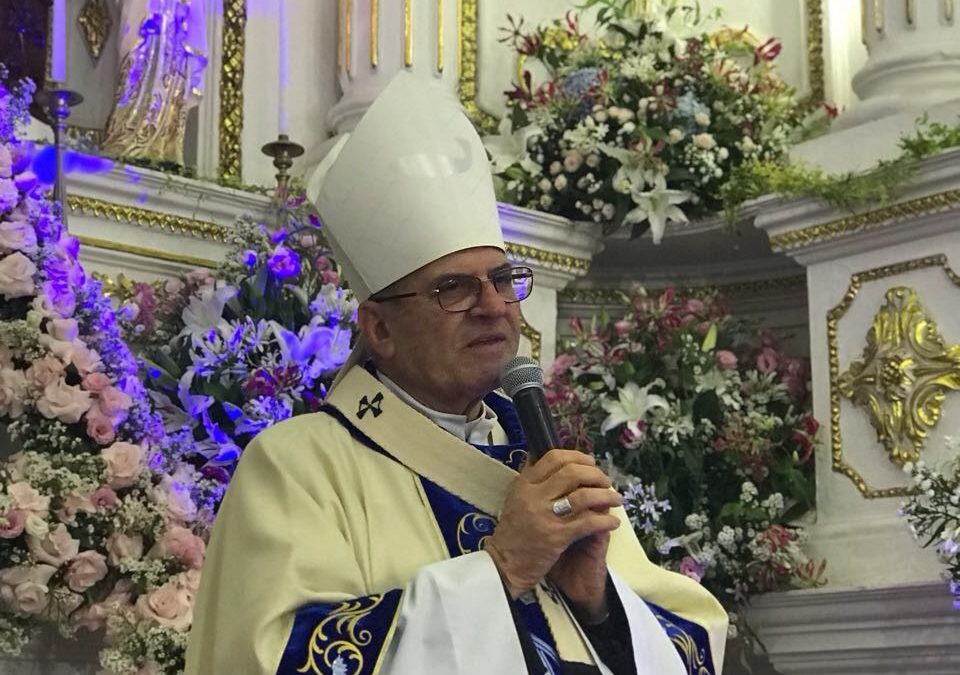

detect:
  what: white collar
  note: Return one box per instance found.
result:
[377,372,502,445]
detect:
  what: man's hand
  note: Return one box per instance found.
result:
[484,450,622,603]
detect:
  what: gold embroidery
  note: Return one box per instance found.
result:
[651,611,710,675]
[455,512,496,554]
[299,596,383,675]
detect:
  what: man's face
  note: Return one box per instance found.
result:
[369,247,523,413]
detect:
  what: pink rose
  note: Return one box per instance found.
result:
[73,580,133,632]
[613,320,632,337]
[164,278,184,295]
[82,372,111,393]
[135,580,194,631]
[8,482,50,516]
[65,551,108,592]
[0,564,57,615]
[69,345,102,376]
[0,510,26,539]
[562,150,583,172]
[185,269,215,288]
[98,386,133,420]
[151,526,206,569]
[0,367,27,418]
[86,414,116,445]
[56,492,95,524]
[715,350,738,370]
[101,442,145,489]
[106,532,144,566]
[684,298,705,314]
[756,347,780,374]
[24,356,66,391]
[0,251,37,298]
[37,335,75,362]
[36,379,92,424]
[91,486,119,511]
[321,269,340,285]
[26,523,80,567]
[47,318,79,341]
[0,219,37,253]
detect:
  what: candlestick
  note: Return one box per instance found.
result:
[35,87,84,224]
[261,134,305,228]
[51,0,67,82]
[278,0,290,135]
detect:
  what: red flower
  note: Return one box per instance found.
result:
[823,102,839,119]
[754,37,782,63]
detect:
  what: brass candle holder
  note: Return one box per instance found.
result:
[261,134,305,229]
[35,87,84,224]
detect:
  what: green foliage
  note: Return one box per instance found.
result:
[722,116,960,224]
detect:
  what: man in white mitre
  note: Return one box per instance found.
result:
[186,72,727,675]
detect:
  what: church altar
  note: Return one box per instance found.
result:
[2,0,960,673]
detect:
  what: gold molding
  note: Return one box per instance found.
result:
[457,0,498,133]
[370,0,379,67]
[827,254,960,498]
[558,288,632,306]
[67,196,227,241]
[946,0,956,24]
[437,0,445,73]
[404,0,413,67]
[905,0,916,25]
[521,317,542,362]
[770,188,960,252]
[804,0,826,107]
[77,235,218,269]
[346,0,354,73]
[504,243,591,276]
[219,0,246,182]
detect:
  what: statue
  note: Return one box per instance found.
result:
[101,0,207,166]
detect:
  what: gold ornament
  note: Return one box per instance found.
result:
[77,0,113,62]
[838,287,960,466]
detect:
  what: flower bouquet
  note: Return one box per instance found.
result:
[547,287,824,620]
[0,74,216,673]
[484,0,805,242]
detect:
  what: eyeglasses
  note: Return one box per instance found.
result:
[372,266,534,313]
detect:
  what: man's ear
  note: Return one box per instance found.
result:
[357,301,396,361]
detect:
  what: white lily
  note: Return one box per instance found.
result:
[180,284,237,339]
[482,117,543,174]
[624,185,691,244]
[600,380,670,435]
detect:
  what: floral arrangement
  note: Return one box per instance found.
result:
[547,287,824,620]
[0,75,217,673]
[900,437,960,609]
[484,0,805,242]
[119,202,357,475]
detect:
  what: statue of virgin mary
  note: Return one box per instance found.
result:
[101,0,207,166]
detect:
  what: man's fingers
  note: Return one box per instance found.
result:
[565,512,621,541]
[522,449,595,483]
[561,487,623,515]
[541,463,612,497]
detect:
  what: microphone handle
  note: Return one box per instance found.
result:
[512,386,561,464]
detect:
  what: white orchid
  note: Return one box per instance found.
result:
[483,116,543,174]
[600,379,670,436]
[624,185,691,244]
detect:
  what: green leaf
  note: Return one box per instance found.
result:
[701,324,717,352]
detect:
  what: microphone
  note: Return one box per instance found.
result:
[500,356,560,464]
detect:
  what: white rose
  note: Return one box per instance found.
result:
[0,564,57,615]
[668,128,684,143]
[101,442,145,489]
[0,219,38,254]
[35,379,92,424]
[0,252,37,298]
[24,514,48,538]
[26,523,80,567]
[693,133,717,150]
[8,482,50,516]
[0,368,27,418]
[694,112,711,126]
[65,551,108,592]
[106,532,144,566]
[47,318,79,342]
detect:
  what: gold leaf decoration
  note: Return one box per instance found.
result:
[77,0,113,62]
[838,286,960,466]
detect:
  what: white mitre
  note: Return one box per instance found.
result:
[307,72,505,302]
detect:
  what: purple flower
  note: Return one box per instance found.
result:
[267,246,301,280]
[679,556,704,583]
[241,250,258,267]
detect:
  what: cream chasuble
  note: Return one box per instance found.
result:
[185,365,728,675]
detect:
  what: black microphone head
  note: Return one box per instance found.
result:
[500,356,544,398]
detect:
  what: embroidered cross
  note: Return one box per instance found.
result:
[357,392,384,419]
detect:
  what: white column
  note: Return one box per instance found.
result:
[327,0,462,136]
[841,0,960,127]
